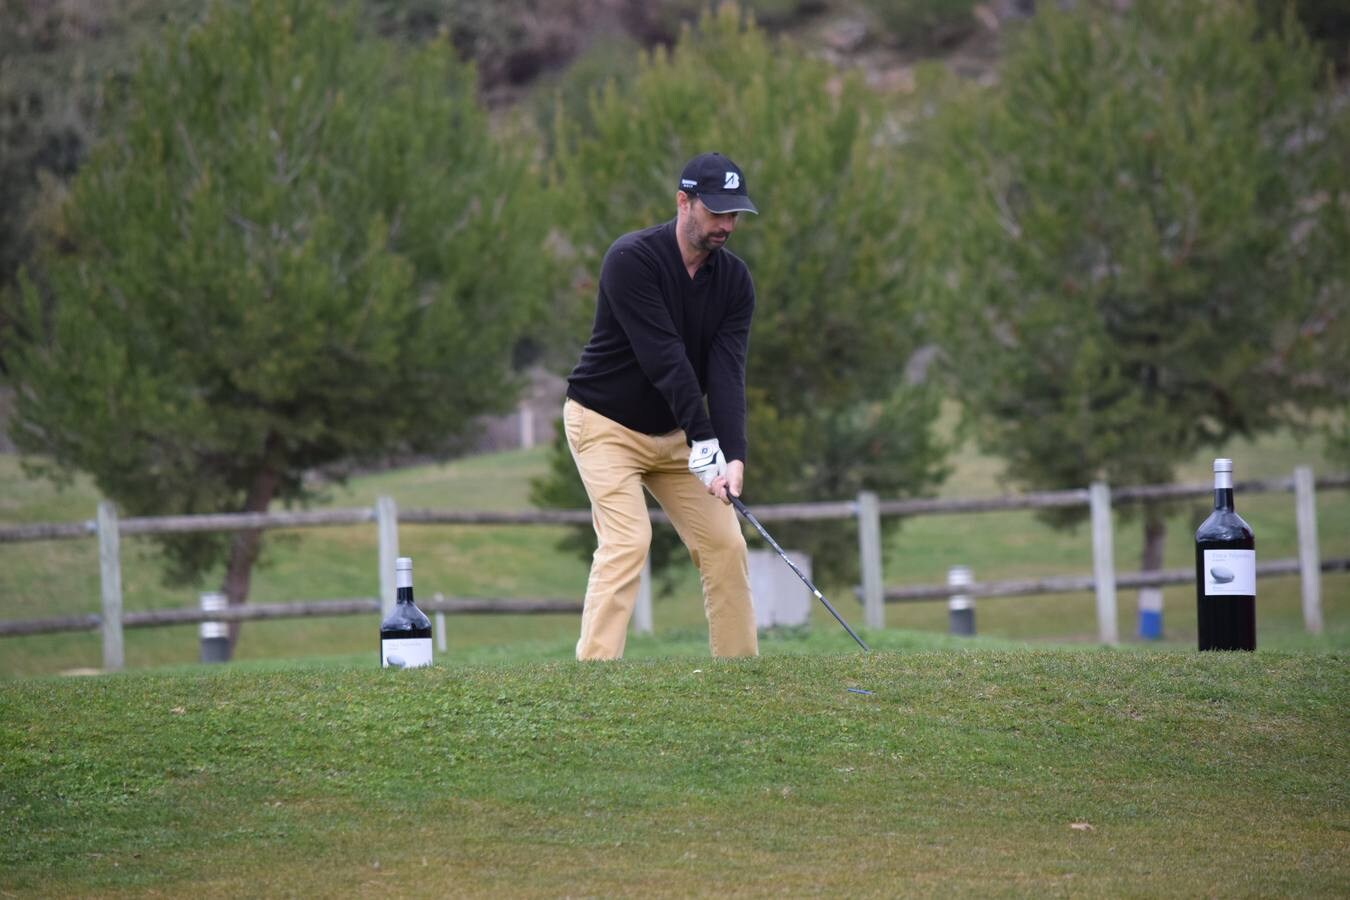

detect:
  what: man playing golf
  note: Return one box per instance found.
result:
[564,151,760,661]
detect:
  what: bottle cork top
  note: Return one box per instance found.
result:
[1213,458,1233,473]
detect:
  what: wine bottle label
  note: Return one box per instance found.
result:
[1202,549,1256,596]
[381,637,433,669]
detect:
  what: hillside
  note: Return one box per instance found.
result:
[2,649,1346,896]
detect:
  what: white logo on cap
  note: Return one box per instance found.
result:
[681,179,697,189]
[724,172,740,190]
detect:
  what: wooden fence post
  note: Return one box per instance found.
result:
[1294,466,1323,635]
[632,554,653,635]
[376,496,399,620]
[857,491,884,630]
[96,501,124,671]
[1089,482,1119,645]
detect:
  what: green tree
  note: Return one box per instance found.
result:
[914,0,1348,617]
[532,3,948,591]
[0,1,206,371]
[6,0,549,652]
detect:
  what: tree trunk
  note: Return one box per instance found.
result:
[1137,505,1167,639]
[220,432,283,657]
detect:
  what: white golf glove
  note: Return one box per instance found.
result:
[688,438,726,487]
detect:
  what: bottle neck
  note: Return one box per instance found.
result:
[396,565,414,604]
[1213,467,1234,511]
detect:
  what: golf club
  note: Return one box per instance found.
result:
[728,494,870,652]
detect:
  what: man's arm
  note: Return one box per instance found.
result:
[706,272,754,465]
[704,272,754,503]
[602,247,716,442]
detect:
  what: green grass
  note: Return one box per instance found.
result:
[1,645,1346,896]
[1,426,1347,677]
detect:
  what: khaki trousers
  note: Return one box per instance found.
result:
[563,398,757,660]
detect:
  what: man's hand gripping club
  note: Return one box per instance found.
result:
[689,438,743,503]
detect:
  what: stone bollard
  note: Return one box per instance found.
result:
[199,592,229,663]
[947,566,975,637]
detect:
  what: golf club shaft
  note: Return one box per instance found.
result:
[729,495,870,652]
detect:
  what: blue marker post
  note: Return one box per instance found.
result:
[1137,585,1163,640]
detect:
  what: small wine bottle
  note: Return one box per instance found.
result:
[1194,458,1256,651]
[380,556,432,668]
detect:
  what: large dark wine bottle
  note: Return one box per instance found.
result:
[380,556,432,668]
[1194,458,1255,651]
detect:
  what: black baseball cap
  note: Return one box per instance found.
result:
[677,152,759,215]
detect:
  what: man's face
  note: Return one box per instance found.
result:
[678,192,739,253]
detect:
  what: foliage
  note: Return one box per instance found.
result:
[5,0,550,588]
[527,32,645,158]
[532,3,948,588]
[1289,88,1350,468]
[1255,0,1350,67]
[0,0,207,370]
[856,0,982,50]
[914,0,1349,515]
[615,0,826,44]
[363,0,598,89]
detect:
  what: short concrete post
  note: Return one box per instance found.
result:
[1294,466,1323,634]
[376,496,399,620]
[96,501,124,672]
[947,566,975,636]
[748,549,812,629]
[632,555,653,635]
[199,592,229,663]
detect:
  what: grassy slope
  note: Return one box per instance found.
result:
[1,425,1347,676]
[1,646,1346,897]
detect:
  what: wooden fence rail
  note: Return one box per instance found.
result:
[0,596,584,637]
[2,475,1346,544]
[879,557,1350,602]
[0,467,1343,669]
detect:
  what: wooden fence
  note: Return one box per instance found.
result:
[1,467,1345,669]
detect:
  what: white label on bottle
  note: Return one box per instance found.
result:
[1203,549,1256,596]
[381,637,433,669]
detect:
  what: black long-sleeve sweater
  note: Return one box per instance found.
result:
[566,219,754,463]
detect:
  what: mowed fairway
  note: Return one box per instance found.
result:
[2,648,1346,897]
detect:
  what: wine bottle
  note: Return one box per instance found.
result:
[380,556,433,668]
[1194,458,1255,651]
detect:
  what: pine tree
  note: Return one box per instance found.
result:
[914,0,1348,621]
[6,0,550,653]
